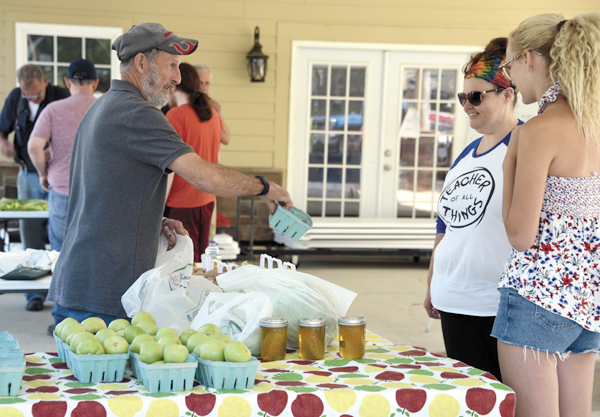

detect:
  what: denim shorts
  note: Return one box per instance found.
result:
[491,288,600,354]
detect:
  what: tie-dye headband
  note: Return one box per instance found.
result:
[465,54,514,91]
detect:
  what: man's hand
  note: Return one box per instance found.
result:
[260,181,293,214]
[0,138,15,159]
[38,174,49,192]
[210,98,221,114]
[160,218,189,251]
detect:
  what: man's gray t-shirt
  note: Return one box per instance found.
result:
[47,80,194,317]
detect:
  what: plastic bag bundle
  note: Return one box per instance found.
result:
[191,292,273,356]
[216,265,357,349]
[121,233,221,331]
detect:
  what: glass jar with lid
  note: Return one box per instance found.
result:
[338,316,366,359]
[260,318,288,361]
[298,317,326,360]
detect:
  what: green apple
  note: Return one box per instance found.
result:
[140,340,163,364]
[76,339,105,355]
[157,335,181,351]
[214,335,233,345]
[164,344,189,363]
[130,334,155,354]
[59,322,85,342]
[186,332,209,353]
[70,332,97,353]
[224,341,252,362]
[66,330,85,345]
[124,325,145,345]
[116,329,125,337]
[81,317,107,334]
[154,327,178,342]
[55,317,78,335]
[199,339,226,361]
[179,329,198,346]
[104,336,129,354]
[198,323,222,337]
[95,328,117,347]
[131,311,156,326]
[108,319,131,332]
[153,360,166,364]
[136,321,158,336]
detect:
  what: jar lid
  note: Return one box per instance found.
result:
[338,316,367,325]
[260,317,288,328]
[298,317,326,327]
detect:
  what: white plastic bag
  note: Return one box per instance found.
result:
[121,233,222,331]
[216,265,357,349]
[191,292,273,356]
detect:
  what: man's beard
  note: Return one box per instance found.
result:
[141,61,172,108]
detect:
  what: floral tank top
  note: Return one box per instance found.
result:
[499,175,600,332]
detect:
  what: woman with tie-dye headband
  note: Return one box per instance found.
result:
[493,13,600,417]
[424,37,521,382]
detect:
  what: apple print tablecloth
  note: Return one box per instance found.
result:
[0,331,515,417]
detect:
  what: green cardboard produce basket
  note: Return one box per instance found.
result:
[191,353,259,389]
[0,359,25,396]
[269,205,312,241]
[131,352,197,393]
[68,350,129,383]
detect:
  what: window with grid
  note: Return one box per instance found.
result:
[397,67,458,219]
[306,64,366,218]
[16,23,121,95]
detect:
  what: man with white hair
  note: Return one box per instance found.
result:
[47,23,293,323]
[193,63,230,145]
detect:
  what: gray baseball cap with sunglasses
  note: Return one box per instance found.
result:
[112,23,198,61]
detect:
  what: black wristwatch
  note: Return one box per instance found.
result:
[255,175,270,196]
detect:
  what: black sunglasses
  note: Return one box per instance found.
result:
[457,88,505,107]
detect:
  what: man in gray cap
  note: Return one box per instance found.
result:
[47,23,293,324]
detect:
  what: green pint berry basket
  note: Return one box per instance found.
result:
[191,353,259,390]
[131,352,198,393]
[0,359,25,396]
[269,205,312,241]
[68,349,129,383]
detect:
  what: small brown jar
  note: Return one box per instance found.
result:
[298,317,326,360]
[338,316,366,359]
[260,318,288,361]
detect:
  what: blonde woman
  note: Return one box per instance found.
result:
[493,13,600,416]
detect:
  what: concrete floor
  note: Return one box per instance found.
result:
[1,256,599,414]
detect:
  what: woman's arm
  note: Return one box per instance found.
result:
[503,120,555,251]
[424,233,444,319]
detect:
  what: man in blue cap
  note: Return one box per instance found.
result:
[47,23,293,324]
[0,64,70,312]
[28,58,99,334]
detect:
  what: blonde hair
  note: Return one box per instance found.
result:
[509,12,600,143]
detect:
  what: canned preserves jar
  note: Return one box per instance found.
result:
[338,316,366,359]
[298,317,326,360]
[260,318,288,361]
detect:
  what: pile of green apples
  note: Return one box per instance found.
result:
[55,316,129,355]
[180,323,252,363]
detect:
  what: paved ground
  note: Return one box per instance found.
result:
[1,256,599,413]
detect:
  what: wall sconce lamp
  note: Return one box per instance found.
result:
[246,27,268,82]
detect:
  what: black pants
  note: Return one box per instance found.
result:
[439,310,502,382]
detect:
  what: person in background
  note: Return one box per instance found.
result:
[493,13,600,416]
[424,37,520,382]
[46,23,292,325]
[28,58,99,334]
[0,64,69,312]
[194,63,230,242]
[165,62,222,261]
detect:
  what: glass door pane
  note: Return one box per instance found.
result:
[306,63,365,218]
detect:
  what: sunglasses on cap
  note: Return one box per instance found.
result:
[457,88,505,107]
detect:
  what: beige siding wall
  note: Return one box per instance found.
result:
[0,0,597,178]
